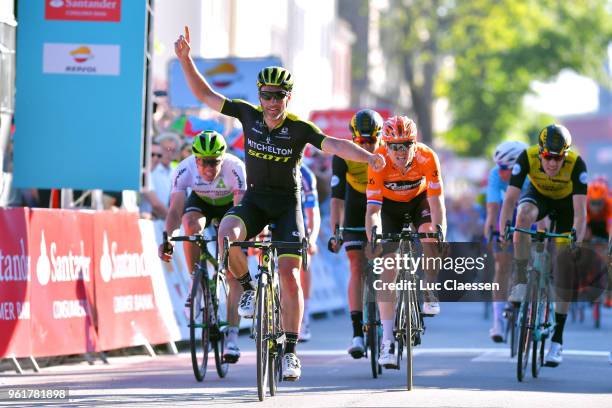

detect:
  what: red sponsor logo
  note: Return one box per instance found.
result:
[70,46,94,63]
[45,0,121,22]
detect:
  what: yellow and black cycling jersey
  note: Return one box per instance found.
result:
[331,156,368,196]
[509,145,587,200]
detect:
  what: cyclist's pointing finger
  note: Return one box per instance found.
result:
[185,25,190,43]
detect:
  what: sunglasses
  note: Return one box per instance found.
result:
[540,152,564,162]
[151,153,163,158]
[354,137,377,145]
[386,141,414,152]
[196,158,222,167]
[259,90,289,101]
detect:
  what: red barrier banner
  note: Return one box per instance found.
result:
[29,209,98,357]
[93,211,170,351]
[45,0,122,22]
[0,208,31,358]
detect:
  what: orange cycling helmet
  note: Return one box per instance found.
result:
[587,177,609,201]
[382,116,418,143]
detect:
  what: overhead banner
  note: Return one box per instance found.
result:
[13,0,150,191]
[28,209,98,357]
[0,208,31,358]
[168,56,283,109]
[93,211,170,351]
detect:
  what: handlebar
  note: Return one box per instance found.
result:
[327,225,366,253]
[170,234,217,244]
[224,237,309,271]
[371,224,444,252]
[504,222,576,244]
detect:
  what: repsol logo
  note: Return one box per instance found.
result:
[248,149,291,163]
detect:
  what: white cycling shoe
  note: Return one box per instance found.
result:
[545,341,563,367]
[238,290,255,318]
[348,336,365,359]
[282,353,301,381]
[378,340,398,369]
[223,340,240,364]
[422,301,440,316]
[489,318,504,343]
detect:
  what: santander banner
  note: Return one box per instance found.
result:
[28,209,98,357]
[93,211,170,350]
[45,0,122,22]
[0,208,31,358]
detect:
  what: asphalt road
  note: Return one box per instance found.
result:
[2,302,611,407]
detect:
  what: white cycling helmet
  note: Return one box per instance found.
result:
[493,140,528,169]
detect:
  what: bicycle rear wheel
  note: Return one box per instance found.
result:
[531,297,542,378]
[517,285,534,382]
[213,273,229,378]
[269,281,282,396]
[190,267,210,382]
[508,303,519,358]
[255,278,270,401]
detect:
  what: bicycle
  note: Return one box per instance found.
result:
[504,223,575,382]
[165,230,229,382]
[222,234,308,401]
[371,216,444,390]
[329,225,383,379]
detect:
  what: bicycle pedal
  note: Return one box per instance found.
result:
[382,363,399,370]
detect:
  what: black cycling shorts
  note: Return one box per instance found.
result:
[224,190,304,257]
[343,184,367,251]
[380,192,432,234]
[184,191,233,228]
[518,183,573,233]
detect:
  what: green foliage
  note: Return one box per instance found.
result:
[380,0,612,156]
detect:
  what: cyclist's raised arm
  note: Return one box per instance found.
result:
[174,26,225,112]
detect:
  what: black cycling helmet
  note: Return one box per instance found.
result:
[538,124,572,156]
[349,109,383,143]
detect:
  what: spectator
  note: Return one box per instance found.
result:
[152,132,181,210]
[140,142,169,219]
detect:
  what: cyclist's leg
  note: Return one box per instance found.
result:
[344,186,368,350]
[220,193,267,319]
[510,185,543,299]
[182,192,210,273]
[273,196,305,379]
[546,197,575,366]
[376,200,402,366]
[412,193,441,316]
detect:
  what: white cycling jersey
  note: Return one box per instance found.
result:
[171,153,247,206]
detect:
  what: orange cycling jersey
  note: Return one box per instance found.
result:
[366,143,443,204]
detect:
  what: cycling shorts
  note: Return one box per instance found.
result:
[224,190,304,257]
[184,191,233,228]
[343,184,367,251]
[518,183,573,233]
[380,192,432,234]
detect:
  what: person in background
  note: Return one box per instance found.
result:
[141,142,169,219]
[152,132,182,211]
[298,163,321,342]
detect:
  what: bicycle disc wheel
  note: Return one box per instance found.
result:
[405,287,414,391]
[213,273,229,378]
[255,278,269,401]
[190,267,210,382]
[367,299,380,378]
[517,289,533,382]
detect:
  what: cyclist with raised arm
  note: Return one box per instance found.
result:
[483,140,528,342]
[158,130,246,363]
[299,163,321,342]
[174,27,384,380]
[365,116,447,368]
[329,109,384,358]
[499,124,587,367]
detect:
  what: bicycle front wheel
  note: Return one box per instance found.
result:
[517,286,534,382]
[269,281,282,396]
[255,278,270,401]
[367,298,380,378]
[405,286,414,391]
[213,273,229,378]
[190,267,210,382]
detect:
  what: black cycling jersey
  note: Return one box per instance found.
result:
[221,98,326,195]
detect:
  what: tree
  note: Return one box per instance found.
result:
[379,0,612,155]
